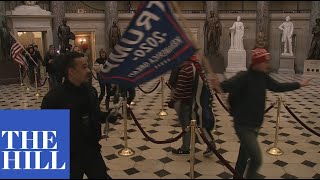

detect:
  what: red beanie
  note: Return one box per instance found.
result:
[251,48,270,66]
[190,55,197,61]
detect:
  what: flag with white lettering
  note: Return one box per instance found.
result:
[100,1,196,88]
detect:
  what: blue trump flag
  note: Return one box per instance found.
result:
[100,1,196,88]
[0,110,70,179]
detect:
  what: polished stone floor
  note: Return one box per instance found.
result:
[0,72,319,179]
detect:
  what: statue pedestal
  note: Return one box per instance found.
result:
[226,49,247,73]
[303,60,320,76]
[278,55,295,74]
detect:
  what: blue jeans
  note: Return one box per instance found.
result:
[234,125,262,179]
[174,100,192,151]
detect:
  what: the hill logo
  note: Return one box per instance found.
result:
[0,110,69,179]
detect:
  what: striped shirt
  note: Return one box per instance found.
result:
[172,61,194,103]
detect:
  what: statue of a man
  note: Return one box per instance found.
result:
[58,18,72,54]
[229,16,244,50]
[255,31,268,49]
[109,19,121,50]
[0,19,11,62]
[307,18,320,60]
[203,10,222,56]
[278,16,294,56]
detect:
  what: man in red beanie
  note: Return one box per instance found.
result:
[211,48,311,179]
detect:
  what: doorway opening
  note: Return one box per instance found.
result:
[73,31,96,62]
[16,31,47,58]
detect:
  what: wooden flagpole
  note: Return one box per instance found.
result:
[169,1,223,93]
[10,31,39,67]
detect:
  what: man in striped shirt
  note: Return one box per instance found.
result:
[168,56,196,155]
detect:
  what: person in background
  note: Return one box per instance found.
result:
[41,51,112,179]
[25,44,40,85]
[72,46,81,53]
[82,44,93,85]
[44,45,59,90]
[211,48,312,179]
[33,44,43,64]
[94,48,112,110]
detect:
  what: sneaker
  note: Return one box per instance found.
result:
[203,148,214,157]
[172,148,190,156]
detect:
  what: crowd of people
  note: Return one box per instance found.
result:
[35,43,312,179]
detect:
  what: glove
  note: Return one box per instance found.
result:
[168,99,175,109]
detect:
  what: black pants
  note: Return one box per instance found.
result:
[70,150,111,179]
[120,87,136,104]
[28,66,40,85]
[98,81,112,103]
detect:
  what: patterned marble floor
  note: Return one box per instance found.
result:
[0,72,319,179]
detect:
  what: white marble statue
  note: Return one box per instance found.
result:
[229,16,244,50]
[278,16,294,56]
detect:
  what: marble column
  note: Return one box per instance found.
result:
[105,1,118,51]
[310,1,320,35]
[0,1,5,62]
[206,1,218,18]
[256,1,270,49]
[0,1,5,22]
[50,1,65,50]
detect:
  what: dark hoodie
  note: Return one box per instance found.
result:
[220,67,300,128]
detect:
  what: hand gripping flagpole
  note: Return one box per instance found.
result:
[267,96,283,156]
[158,76,168,116]
[189,120,197,179]
[118,97,135,157]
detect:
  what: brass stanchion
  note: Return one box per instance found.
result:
[19,65,24,86]
[189,120,196,179]
[118,97,135,157]
[267,97,284,156]
[158,76,168,116]
[34,68,40,97]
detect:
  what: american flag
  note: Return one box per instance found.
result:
[10,33,28,69]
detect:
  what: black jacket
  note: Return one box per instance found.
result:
[220,68,300,128]
[41,80,106,153]
[43,52,58,74]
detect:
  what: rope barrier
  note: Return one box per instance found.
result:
[38,76,48,87]
[197,128,244,179]
[214,93,231,113]
[128,107,187,144]
[282,103,320,137]
[91,72,98,81]
[264,102,276,114]
[138,81,161,94]
[165,81,172,90]
[214,92,276,115]
[24,71,48,88]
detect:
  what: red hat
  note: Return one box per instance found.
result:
[82,44,89,51]
[190,55,197,61]
[251,48,270,66]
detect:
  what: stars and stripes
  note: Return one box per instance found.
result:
[10,33,28,69]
